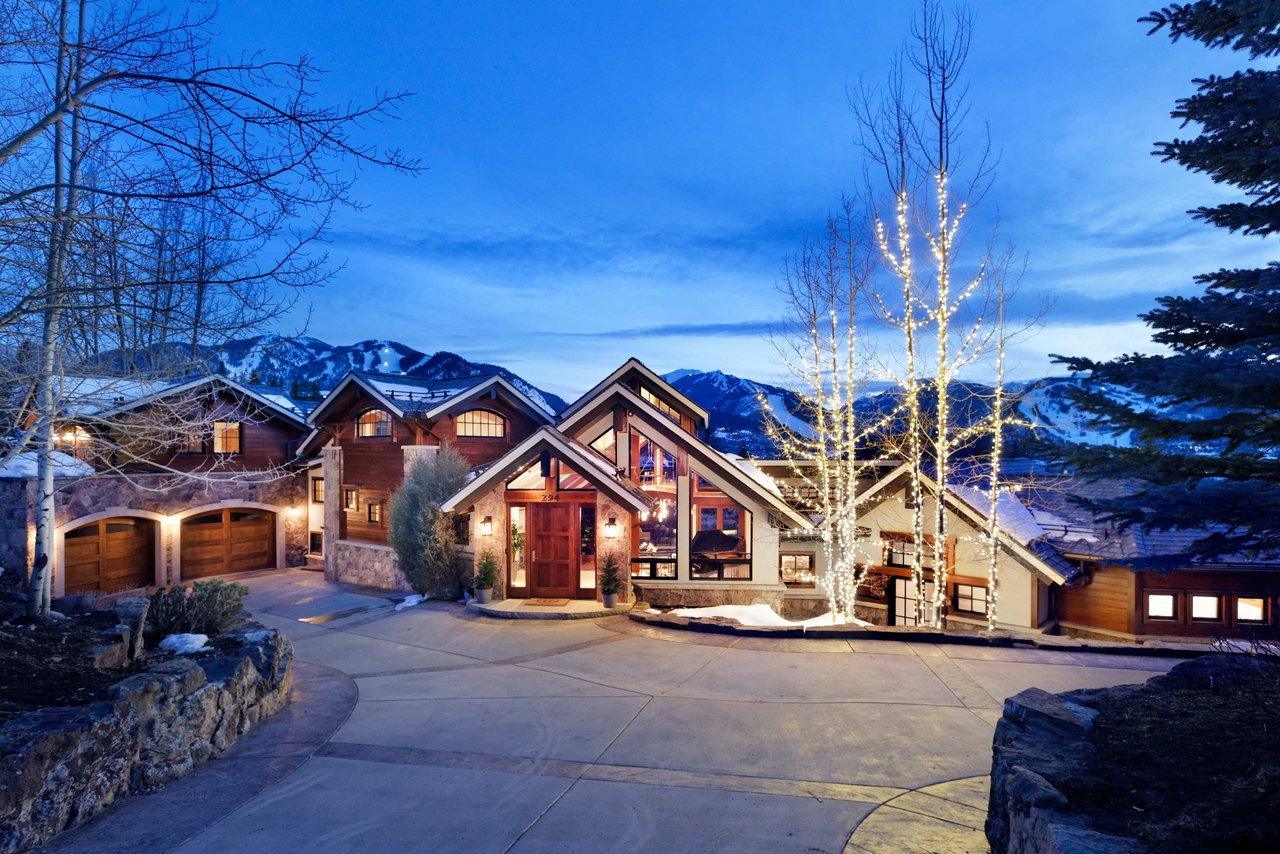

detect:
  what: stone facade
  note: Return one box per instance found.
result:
[0,618,293,853]
[330,539,409,592]
[1,471,308,595]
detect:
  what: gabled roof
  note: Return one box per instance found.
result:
[441,426,651,514]
[59,374,307,430]
[305,370,555,428]
[558,381,811,530]
[558,358,709,427]
[857,463,1079,586]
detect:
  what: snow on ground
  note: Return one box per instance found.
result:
[160,633,208,654]
[670,603,871,628]
[395,594,424,611]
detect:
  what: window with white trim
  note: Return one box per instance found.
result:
[953,584,989,615]
[457,409,505,438]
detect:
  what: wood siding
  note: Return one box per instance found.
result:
[430,397,543,466]
[1055,563,1137,634]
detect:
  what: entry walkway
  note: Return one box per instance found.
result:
[51,570,1180,853]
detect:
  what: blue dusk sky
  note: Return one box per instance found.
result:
[215,1,1266,400]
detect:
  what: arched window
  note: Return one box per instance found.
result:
[356,409,392,438]
[457,409,505,438]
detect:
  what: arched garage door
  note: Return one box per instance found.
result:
[181,509,276,580]
[63,517,155,594]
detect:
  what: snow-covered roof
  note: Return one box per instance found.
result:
[0,451,94,479]
[558,357,709,425]
[52,374,307,428]
[721,453,783,498]
[947,483,1046,547]
[306,371,556,428]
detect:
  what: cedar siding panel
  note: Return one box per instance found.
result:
[1055,563,1136,634]
[432,398,543,466]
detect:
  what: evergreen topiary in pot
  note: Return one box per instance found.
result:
[599,553,624,608]
[474,549,498,604]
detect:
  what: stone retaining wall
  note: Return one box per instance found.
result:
[0,622,293,853]
[329,539,410,591]
[632,582,786,611]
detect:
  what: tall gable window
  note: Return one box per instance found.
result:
[457,409,505,438]
[356,408,392,438]
[213,421,241,454]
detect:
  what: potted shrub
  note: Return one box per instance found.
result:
[473,550,498,604]
[599,553,623,608]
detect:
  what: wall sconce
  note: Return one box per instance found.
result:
[603,516,618,538]
[480,516,493,536]
[288,505,303,519]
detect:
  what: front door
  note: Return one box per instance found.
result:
[889,576,936,626]
[529,503,575,598]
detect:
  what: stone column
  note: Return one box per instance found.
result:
[321,444,343,581]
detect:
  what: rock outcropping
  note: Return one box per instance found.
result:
[0,622,292,853]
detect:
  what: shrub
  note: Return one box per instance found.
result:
[474,550,498,590]
[388,445,470,597]
[147,580,249,637]
[599,553,623,595]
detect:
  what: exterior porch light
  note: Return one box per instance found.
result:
[604,516,618,538]
[480,515,493,536]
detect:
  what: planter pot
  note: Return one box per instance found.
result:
[475,588,493,604]
[602,592,618,608]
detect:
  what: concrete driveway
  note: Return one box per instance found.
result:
[51,570,1179,853]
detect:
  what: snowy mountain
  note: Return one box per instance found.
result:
[663,369,808,456]
[210,335,568,414]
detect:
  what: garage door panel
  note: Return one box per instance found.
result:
[62,518,153,594]
[181,509,276,579]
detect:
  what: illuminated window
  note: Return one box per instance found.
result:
[1146,593,1176,620]
[367,501,383,525]
[213,421,241,454]
[57,425,94,461]
[510,506,527,588]
[457,409,505,438]
[311,478,325,503]
[640,386,682,423]
[689,468,751,580]
[636,432,676,486]
[884,534,933,569]
[589,429,616,462]
[780,553,815,588]
[1237,597,1267,624]
[1190,594,1221,622]
[954,584,989,615]
[178,430,204,454]
[356,409,392,438]
[344,488,359,511]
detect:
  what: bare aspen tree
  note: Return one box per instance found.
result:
[765,200,883,622]
[0,0,416,616]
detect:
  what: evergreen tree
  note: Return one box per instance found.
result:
[1054,1,1280,564]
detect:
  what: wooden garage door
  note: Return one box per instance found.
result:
[63,517,154,594]
[181,509,276,580]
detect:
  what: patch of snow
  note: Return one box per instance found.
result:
[395,594,424,611]
[243,630,272,642]
[160,633,208,654]
[947,483,1046,546]
[0,451,95,480]
[720,453,783,497]
[763,394,814,439]
[645,608,662,615]
[47,610,68,620]
[670,603,871,629]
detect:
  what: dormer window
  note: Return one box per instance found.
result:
[356,408,392,438]
[457,409,505,438]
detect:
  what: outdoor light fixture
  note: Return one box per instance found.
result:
[604,516,618,538]
[480,515,493,536]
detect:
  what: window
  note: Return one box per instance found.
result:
[1146,592,1177,620]
[636,432,676,486]
[344,488,359,511]
[1237,596,1267,624]
[640,386,682,423]
[356,409,392,438]
[213,421,241,454]
[780,553,815,588]
[558,460,593,490]
[311,478,325,504]
[579,506,596,589]
[633,500,677,579]
[454,513,471,546]
[589,428,616,463]
[510,506,527,588]
[457,409,505,438]
[367,501,384,525]
[690,468,751,581]
[178,430,204,454]
[954,584,989,615]
[884,534,932,569]
[507,460,547,491]
[57,425,94,461]
[309,531,323,555]
[1190,594,1221,622]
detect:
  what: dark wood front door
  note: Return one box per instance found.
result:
[529,503,575,598]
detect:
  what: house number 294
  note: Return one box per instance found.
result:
[540,493,559,502]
